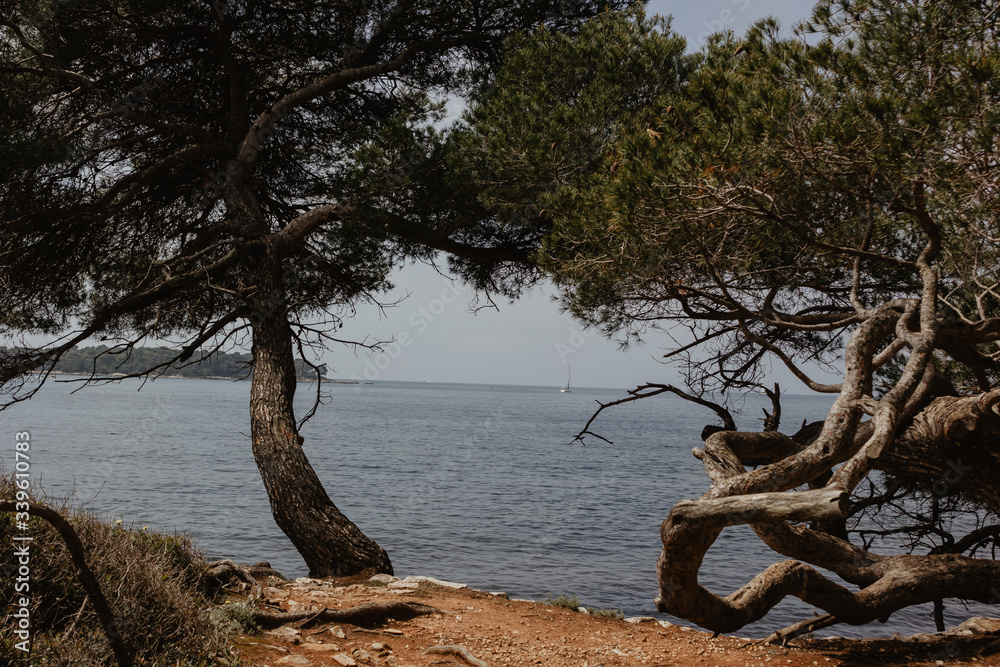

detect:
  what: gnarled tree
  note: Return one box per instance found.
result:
[0,0,629,577]
[458,0,1000,635]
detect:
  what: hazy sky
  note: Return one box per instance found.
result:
[330,1,831,390]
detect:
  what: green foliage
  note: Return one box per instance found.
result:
[461,0,1000,393]
[586,606,624,618]
[544,594,623,618]
[452,7,692,263]
[0,0,631,388]
[209,602,258,635]
[545,593,582,610]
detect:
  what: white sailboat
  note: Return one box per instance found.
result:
[560,365,572,393]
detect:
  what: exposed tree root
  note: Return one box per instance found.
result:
[798,617,1000,660]
[425,644,490,666]
[206,558,285,599]
[253,601,440,629]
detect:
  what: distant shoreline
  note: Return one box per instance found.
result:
[43,370,360,384]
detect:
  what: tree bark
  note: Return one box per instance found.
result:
[878,389,1000,514]
[249,255,392,577]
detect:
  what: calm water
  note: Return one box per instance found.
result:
[0,377,988,637]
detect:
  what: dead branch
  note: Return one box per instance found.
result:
[0,501,133,667]
[572,382,735,445]
[764,613,840,645]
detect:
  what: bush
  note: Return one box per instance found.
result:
[0,469,233,665]
[586,606,624,619]
[209,601,258,635]
[545,594,582,610]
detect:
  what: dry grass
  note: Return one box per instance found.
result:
[0,469,241,665]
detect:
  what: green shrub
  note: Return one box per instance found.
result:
[545,594,582,610]
[210,601,259,635]
[586,606,625,619]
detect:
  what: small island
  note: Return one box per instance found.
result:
[27,345,341,382]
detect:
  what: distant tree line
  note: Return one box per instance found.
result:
[9,345,326,380]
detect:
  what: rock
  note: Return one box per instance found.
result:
[330,654,358,667]
[276,656,313,666]
[369,573,400,584]
[287,600,318,613]
[294,577,327,586]
[328,625,347,639]
[351,647,376,664]
[625,616,657,624]
[303,643,336,652]
[577,606,590,614]
[952,617,1000,635]
[263,586,288,599]
[488,591,508,598]
[397,575,467,589]
[371,642,387,651]
[269,626,302,638]
[387,581,421,590]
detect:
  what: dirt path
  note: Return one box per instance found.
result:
[227,574,1000,667]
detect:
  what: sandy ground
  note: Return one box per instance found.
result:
[226,574,1000,667]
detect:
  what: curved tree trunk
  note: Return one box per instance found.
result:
[654,312,1000,635]
[249,256,392,577]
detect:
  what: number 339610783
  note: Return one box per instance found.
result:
[14,431,30,517]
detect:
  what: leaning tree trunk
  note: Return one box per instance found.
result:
[248,257,392,577]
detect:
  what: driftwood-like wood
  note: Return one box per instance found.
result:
[670,489,846,527]
[652,310,1000,635]
[252,601,440,629]
[0,501,133,667]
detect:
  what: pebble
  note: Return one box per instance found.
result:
[276,656,313,666]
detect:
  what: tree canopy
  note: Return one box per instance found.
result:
[458,0,1000,636]
[0,0,631,577]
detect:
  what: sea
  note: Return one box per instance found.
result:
[1,377,993,638]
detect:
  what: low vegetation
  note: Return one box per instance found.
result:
[545,594,623,618]
[0,469,242,665]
